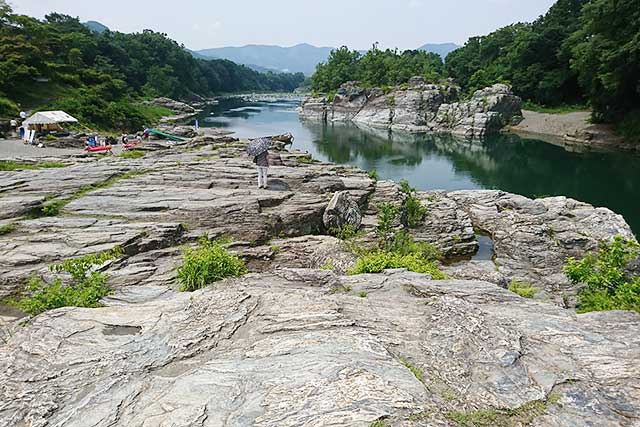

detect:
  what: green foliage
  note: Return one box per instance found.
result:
[399,356,425,383]
[400,180,427,228]
[311,45,444,92]
[616,110,640,144]
[522,101,588,114]
[447,398,556,427]
[50,247,124,281]
[11,247,124,316]
[0,223,15,235]
[348,250,447,279]
[367,169,379,181]
[445,0,639,137]
[326,91,337,103]
[330,224,362,241]
[564,235,640,313]
[0,5,304,130]
[508,279,538,298]
[0,96,18,117]
[0,160,67,171]
[296,155,314,164]
[387,230,442,261]
[569,0,640,123]
[358,291,368,298]
[177,237,247,292]
[119,150,146,159]
[320,260,335,271]
[375,203,400,243]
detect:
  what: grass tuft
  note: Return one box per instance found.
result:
[177,236,247,292]
[119,150,146,159]
[508,279,538,299]
[0,160,67,171]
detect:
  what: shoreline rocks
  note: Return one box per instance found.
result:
[300,78,523,138]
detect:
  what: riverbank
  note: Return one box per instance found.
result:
[510,109,639,152]
[0,131,638,426]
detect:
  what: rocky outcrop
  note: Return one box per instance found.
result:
[323,190,362,231]
[1,269,639,426]
[300,78,522,138]
[142,97,202,124]
[0,134,638,426]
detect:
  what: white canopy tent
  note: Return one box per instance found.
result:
[23,110,78,126]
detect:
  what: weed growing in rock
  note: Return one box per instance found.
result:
[28,170,147,218]
[400,180,427,228]
[564,235,640,313]
[447,396,560,427]
[0,223,15,235]
[177,236,247,292]
[376,203,400,245]
[358,291,368,298]
[296,156,314,164]
[399,356,425,383]
[388,230,442,261]
[348,250,447,279]
[367,169,379,181]
[369,420,389,427]
[0,160,67,171]
[508,279,538,299]
[119,150,146,159]
[320,260,335,271]
[331,224,362,241]
[10,247,124,316]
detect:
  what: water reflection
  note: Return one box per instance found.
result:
[196,98,640,235]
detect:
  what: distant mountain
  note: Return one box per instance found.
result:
[83,21,109,33]
[195,43,334,75]
[417,43,460,58]
[194,42,460,76]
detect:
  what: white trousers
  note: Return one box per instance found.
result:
[257,166,268,188]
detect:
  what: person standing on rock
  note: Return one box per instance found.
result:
[247,137,271,189]
[254,149,269,189]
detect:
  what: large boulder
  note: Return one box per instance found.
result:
[323,190,362,231]
[300,80,522,137]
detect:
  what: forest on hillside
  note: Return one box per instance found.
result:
[0,3,305,130]
[311,0,639,140]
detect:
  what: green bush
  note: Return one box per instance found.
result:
[400,180,427,228]
[330,224,362,241]
[11,247,123,316]
[368,169,379,181]
[348,250,447,279]
[616,110,640,144]
[564,235,640,313]
[508,279,538,299]
[376,203,400,244]
[388,230,441,261]
[0,96,18,118]
[177,237,247,292]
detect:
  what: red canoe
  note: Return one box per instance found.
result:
[84,145,113,152]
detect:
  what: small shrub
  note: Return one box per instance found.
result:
[564,235,640,313]
[376,203,400,244]
[177,237,247,292]
[388,231,441,261]
[348,250,447,279]
[368,169,379,181]
[11,247,123,316]
[400,180,427,228]
[358,291,368,298]
[387,96,395,108]
[270,245,281,254]
[330,224,362,240]
[326,91,337,103]
[296,156,314,164]
[508,279,538,299]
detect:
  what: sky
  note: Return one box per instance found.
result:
[10,0,557,50]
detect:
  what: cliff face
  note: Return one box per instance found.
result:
[300,77,523,138]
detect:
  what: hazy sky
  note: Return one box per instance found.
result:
[11,0,557,50]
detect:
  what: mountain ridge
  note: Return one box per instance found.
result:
[195,42,460,75]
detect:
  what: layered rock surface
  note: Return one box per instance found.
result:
[0,135,638,426]
[300,79,522,138]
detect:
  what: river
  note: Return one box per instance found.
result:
[198,96,640,235]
